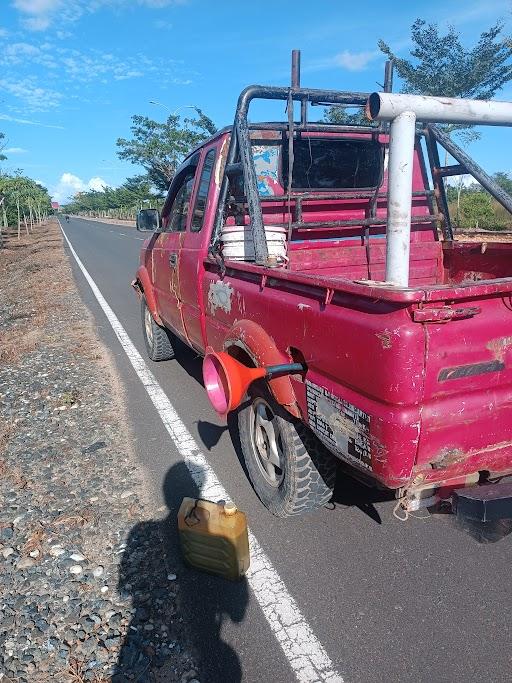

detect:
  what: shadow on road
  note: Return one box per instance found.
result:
[329,466,396,524]
[196,420,227,451]
[172,337,205,386]
[115,461,249,682]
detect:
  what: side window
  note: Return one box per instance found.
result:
[191,149,216,232]
[167,172,195,232]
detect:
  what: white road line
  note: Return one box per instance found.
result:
[60,223,344,683]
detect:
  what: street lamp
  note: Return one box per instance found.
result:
[149,101,197,117]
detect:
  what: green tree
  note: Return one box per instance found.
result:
[116,108,217,192]
[379,20,512,99]
[493,171,512,195]
[378,20,512,142]
[0,173,52,239]
[458,191,494,229]
[62,174,164,218]
[324,107,369,126]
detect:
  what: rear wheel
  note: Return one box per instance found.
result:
[141,297,175,361]
[237,385,336,516]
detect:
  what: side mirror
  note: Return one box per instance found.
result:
[136,208,161,232]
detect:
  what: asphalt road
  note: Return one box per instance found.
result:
[61,216,512,683]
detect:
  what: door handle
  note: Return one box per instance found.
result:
[169,252,178,268]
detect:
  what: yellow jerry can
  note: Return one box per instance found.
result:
[178,497,250,581]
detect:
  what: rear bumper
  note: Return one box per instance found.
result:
[453,481,512,522]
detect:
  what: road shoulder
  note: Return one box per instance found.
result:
[0,219,199,682]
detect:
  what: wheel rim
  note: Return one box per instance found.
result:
[144,306,154,346]
[250,398,284,487]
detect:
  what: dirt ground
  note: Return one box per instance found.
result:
[0,220,199,682]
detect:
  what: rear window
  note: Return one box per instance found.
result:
[282,138,383,190]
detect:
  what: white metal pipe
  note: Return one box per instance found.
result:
[386,110,416,287]
[367,92,512,126]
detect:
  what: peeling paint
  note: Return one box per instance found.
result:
[430,439,512,469]
[236,290,246,317]
[208,280,234,315]
[215,137,228,186]
[376,330,392,350]
[297,303,311,311]
[487,335,512,362]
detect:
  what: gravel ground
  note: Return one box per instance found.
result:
[0,221,199,682]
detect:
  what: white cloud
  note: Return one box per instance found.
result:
[14,0,63,10]
[52,172,108,203]
[333,50,380,72]
[88,176,107,191]
[0,77,63,111]
[0,113,64,129]
[1,42,58,69]
[13,0,186,31]
[304,49,381,75]
[13,0,67,31]
[4,147,28,154]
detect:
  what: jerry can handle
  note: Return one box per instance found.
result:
[184,498,224,526]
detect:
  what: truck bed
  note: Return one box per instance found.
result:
[218,237,512,304]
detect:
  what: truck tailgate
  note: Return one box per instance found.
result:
[416,290,512,478]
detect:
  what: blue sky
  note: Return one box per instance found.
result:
[1,0,511,203]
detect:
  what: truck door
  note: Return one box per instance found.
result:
[178,144,219,351]
[152,164,197,335]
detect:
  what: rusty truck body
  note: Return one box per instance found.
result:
[133,55,512,522]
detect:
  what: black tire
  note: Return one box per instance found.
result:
[237,384,336,516]
[141,297,175,361]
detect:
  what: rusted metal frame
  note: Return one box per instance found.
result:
[436,164,467,178]
[274,214,439,230]
[291,50,300,89]
[233,190,434,203]
[423,128,453,240]
[291,49,307,127]
[383,60,394,94]
[248,122,377,133]
[225,85,372,266]
[428,124,512,217]
[286,88,295,246]
[365,136,387,278]
[378,60,394,135]
[211,119,239,257]
[295,196,303,223]
[416,136,439,240]
[225,162,243,177]
[236,108,269,264]
[241,85,369,106]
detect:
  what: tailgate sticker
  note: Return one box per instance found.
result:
[438,359,504,381]
[306,380,372,470]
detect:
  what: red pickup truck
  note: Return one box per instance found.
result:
[133,71,512,522]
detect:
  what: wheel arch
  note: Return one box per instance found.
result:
[133,265,162,325]
[223,319,301,419]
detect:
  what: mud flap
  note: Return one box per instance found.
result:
[453,481,512,522]
[452,482,512,543]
